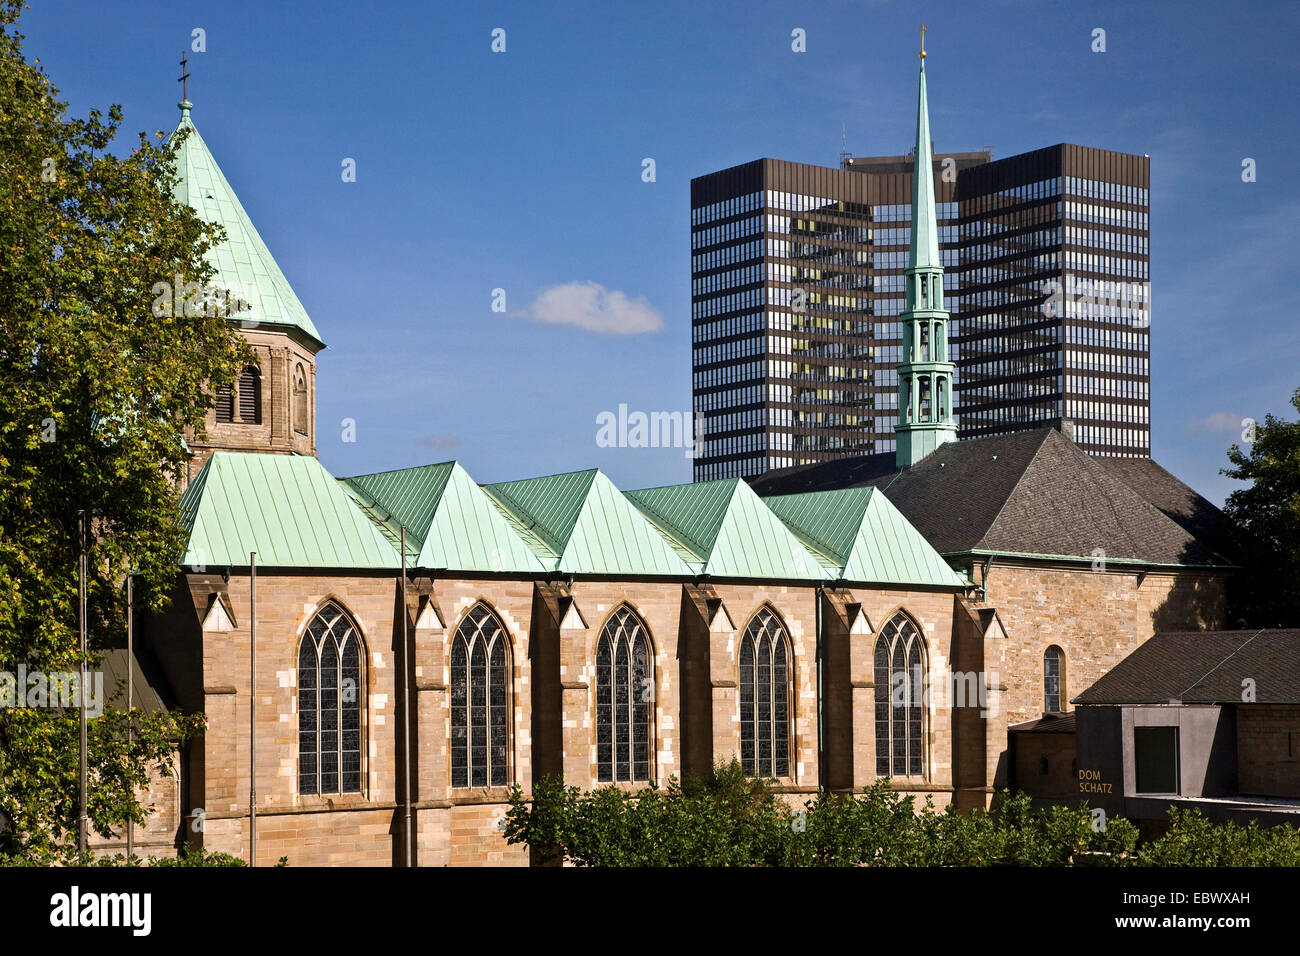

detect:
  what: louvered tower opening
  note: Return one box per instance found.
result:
[238,366,261,424]
[214,384,234,423]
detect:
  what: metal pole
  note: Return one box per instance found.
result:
[77,511,88,856]
[126,573,134,858]
[249,552,257,867]
[401,527,412,867]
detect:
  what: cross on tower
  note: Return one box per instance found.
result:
[919,24,927,60]
[179,51,191,101]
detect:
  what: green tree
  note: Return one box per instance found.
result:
[0,1,248,857]
[1221,388,1300,627]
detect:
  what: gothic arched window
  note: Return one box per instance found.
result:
[450,603,510,788]
[293,363,308,435]
[237,365,261,424]
[874,612,926,779]
[738,606,791,779]
[595,605,653,783]
[298,601,364,796]
[1044,645,1064,713]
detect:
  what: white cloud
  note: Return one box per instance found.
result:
[1191,411,1244,434]
[520,281,663,335]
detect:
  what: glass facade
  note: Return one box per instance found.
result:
[955,146,1151,457]
[690,146,1152,480]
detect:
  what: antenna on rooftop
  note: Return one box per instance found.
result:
[839,121,851,167]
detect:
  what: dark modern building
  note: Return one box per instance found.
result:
[1067,630,1300,827]
[690,130,1150,479]
[957,145,1150,457]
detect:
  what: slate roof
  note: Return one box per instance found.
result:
[100,648,174,713]
[1097,457,1240,561]
[169,105,324,347]
[750,428,1234,567]
[1074,630,1300,704]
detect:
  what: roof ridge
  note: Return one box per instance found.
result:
[343,460,457,482]
[486,466,600,488]
[628,475,738,495]
[1176,628,1267,700]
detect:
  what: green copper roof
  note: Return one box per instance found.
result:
[344,462,547,573]
[170,103,324,347]
[762,486,966,588]
[482,470,695,576]
[175,453,967,590]
[180,452,397,568]
[626,478,827,580]
[909,63,941,272]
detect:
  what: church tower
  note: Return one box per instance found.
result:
[170,97,325,485]
[895,30,957,469]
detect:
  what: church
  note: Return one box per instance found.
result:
[116,52,1233,866]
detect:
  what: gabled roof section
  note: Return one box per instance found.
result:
[170,104,324,347]
[343,462,545,573]
[1074,630,1300,705]
[752,428,1234,567]
[179,452,397,568]
[625,478,826,580]
[762,486,965,588]
[482,470,694,576]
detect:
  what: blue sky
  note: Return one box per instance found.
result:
[18,0,1300,503]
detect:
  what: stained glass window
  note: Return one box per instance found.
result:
[738,607,791,778]
[451,603,510,788]
[298,602,364,795]
[1044,645,1063,713]
[874,612,926,779]
[595,606,653,782]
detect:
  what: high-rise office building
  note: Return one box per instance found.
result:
[955,145,1149,456]
[690,115,1150,480]
[690,153,981,480]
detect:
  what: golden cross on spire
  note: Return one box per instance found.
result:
[919,24,927,60]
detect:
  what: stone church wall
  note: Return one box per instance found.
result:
[132,562,1224,865]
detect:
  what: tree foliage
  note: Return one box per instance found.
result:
[0,1,249,856]
[504,762,1300,867]
[1220,388,1300,627]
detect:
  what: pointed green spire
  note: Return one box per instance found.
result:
[909,60,941,271]
[169,102,324,347]
[895,30,957,469]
